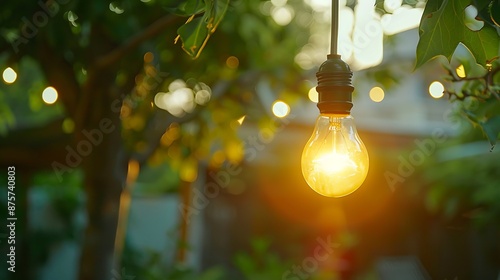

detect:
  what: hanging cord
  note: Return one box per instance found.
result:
[330,0,339,55]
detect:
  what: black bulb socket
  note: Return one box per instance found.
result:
[316,54,354,114]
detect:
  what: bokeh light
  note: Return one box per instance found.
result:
[42,86,58,104]
[308,87,318,103]
[271,5,294,26]
[226,56,239,69]
[67,11,79,27]
[180,158,198,182]
[2,67,17,84]
[62,118,75,134]
[384,0,402,13]
[195,89,211,105]
[272,100,290,118]
[144,52,154,63]
[369,86,385,102]
[428,81,444,99]
[194,82,212,105]
[160,123,180,147]
[271,0,287,7]
[155,79,212,117]
[109,2,124,14]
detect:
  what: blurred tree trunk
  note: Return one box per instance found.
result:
[77,78,127,280]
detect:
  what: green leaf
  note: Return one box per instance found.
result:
[205,0,229,33]
[176,0,229,58]
[177,16,209,58]
[479,115,500,149]
[416,0,500,69]
[452,46,488,78]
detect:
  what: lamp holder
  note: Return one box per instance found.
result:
[316,54,354,114]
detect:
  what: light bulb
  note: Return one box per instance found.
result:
[302,114,369,197]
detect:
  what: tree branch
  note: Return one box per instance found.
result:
[446,65,500,101]
[0,118,71,169]
[93,14,182,70]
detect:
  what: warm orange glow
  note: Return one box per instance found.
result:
[302,114,369,197]
[126,160,140,186]
[144,52,154,63]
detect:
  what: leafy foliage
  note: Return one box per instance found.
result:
[413,0,500,147]
[438,48,500,148]
[371,0,500,146]
[418,133,500,227]
[174,0,230,58]
[370,0,500,235]
[416,0,499,68]
[119,0,311,177]
[233,237,293,280]
[120,242,226,280]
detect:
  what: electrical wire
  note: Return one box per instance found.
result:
[330,0,339,55]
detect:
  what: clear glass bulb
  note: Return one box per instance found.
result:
[301,114,369,197]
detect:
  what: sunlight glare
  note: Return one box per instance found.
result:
[384,0,402,13]
[352,0,383,68]
[381,7,423,35]
[305,0,332,12]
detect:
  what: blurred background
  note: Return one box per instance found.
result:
[1,0,499,279]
